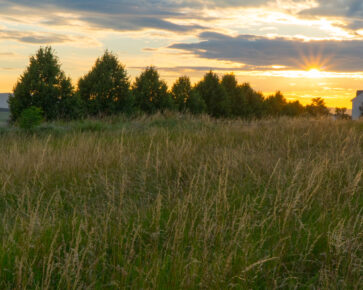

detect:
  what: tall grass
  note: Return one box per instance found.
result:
[0,115,362,288]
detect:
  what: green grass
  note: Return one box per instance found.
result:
[0,114,362,288]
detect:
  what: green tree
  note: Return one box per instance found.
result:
[59,92,86,120]
[240,83,265,119]
[306,97,330,117]
[78,51,132,116]
[221,74,247,118]
[133,67,174,113]
[282,101,305,117]
[186,90,207,114]
[9,46,74,121]
[195,71,230,117]
[335,107,351,120]
[172,76,192,112]
[265,91,287,117]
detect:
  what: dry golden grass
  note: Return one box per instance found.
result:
[0,115,362,288]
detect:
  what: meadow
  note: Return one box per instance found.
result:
[0,114,362,288]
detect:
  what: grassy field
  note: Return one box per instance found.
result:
[0,114,362,288]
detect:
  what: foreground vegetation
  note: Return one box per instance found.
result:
[0,115,362,288]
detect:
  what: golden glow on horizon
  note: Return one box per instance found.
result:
[0,0,362,110]
[306,68,322,78]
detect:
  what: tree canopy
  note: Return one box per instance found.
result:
[133,66,174,113]
[305,98,330,117]
[9,46,340,122]
[172,76,192,112]
[78,50,132,116]
[196,71,231,117]
[9,46,74,121]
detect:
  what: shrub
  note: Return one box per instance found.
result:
[18,106,43,130]
[335,107,351,120]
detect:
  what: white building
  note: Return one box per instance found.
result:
[352,91,363,120]
[0,93,9,109]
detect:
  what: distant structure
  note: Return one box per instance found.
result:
[352,91,363,120]
[0,93,9,110]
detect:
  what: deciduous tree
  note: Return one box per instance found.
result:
[172,76,192,112]
[78,50,132,116]
[196,71,230,117]
[133,67,174,113]
[306,97,330,117]
[9,46,74,121]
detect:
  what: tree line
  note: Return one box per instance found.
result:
[9,47,338,122]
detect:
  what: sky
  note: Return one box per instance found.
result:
[1,0,363,108]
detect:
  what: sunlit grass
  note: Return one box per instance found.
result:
[0,114,362,288]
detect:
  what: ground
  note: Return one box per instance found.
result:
[0,114,362,288]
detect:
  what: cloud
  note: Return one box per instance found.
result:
[300,0,363,30]
[0,0,272,33]
[301,0,363,18]
[0,29,90,44]
[81,15,204,32]
[1,0,363,35]
[170,32,363,72]
[0,67,17,71]
[129,65,247,72]
[0,52,15,56]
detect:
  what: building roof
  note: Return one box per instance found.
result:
[352,90,363,102]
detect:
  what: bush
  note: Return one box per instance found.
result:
[18,106,43,130]
[335,107,351,120]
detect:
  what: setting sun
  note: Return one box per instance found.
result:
[1,0,363,109]
[307,68,323,78]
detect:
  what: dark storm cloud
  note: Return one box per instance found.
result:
[170,32,363,72]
